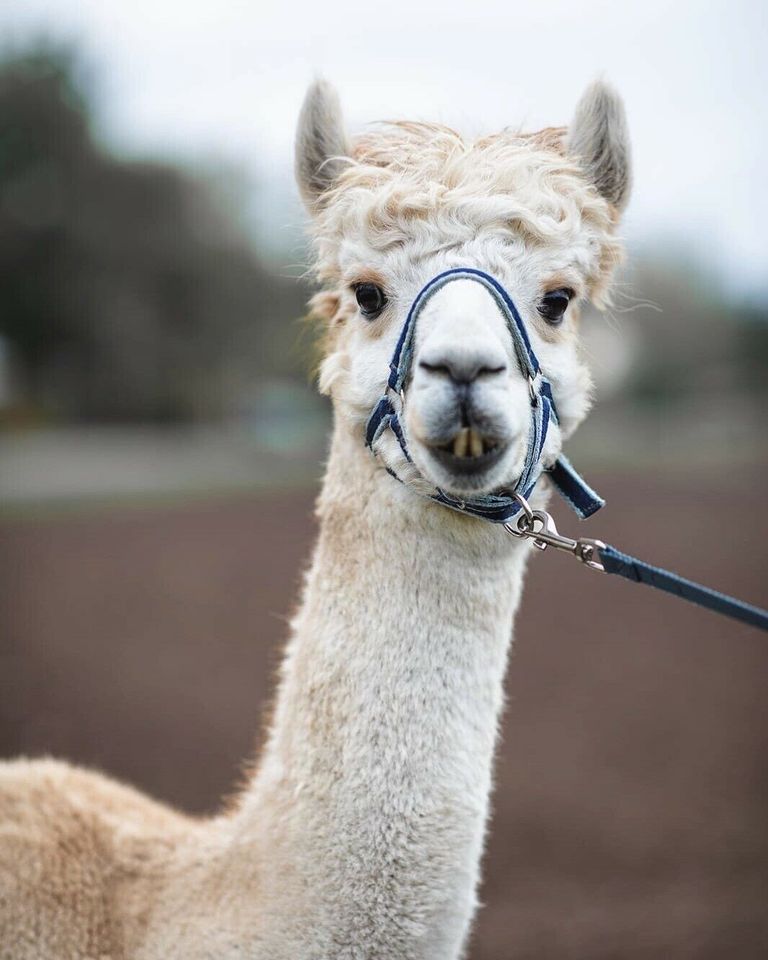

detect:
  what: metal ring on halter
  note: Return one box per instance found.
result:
[503,493,535,537]
[513,492,535,526]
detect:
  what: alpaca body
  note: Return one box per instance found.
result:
[0,79,630,958]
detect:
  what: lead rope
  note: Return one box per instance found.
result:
[507,493,768,633]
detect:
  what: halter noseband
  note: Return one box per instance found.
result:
[364,267,604,524]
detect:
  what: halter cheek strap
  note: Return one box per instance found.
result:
[364,267,603,523]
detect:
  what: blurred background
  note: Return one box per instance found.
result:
[0,1,766,957]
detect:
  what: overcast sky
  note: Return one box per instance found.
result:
[2,0,766,294]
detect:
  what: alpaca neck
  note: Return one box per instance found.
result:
[233,418,532,958]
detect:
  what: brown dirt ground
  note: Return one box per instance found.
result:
[1,471,767,958]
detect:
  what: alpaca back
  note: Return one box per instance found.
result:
[0,758,192,959]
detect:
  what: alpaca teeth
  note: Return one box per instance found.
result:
[468,429,483,459]
[453,428,470,458]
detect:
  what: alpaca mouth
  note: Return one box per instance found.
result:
[428,427,507,476]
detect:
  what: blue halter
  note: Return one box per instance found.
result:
[364,267,604,524]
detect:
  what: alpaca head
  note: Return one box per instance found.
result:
[296,81,631,498]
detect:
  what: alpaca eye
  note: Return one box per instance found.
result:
[538,288,574,326]
[354,283,387,319]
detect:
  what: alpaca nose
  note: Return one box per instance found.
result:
[418,345,508,386]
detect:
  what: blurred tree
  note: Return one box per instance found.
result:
[621,254,768,413]
[2,43,763,430]
[737,305,768,397]
[0,43,308,422]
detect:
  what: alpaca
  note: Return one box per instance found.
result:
[0,79,630,959]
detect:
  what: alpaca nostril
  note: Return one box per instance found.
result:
[419,360,452,377]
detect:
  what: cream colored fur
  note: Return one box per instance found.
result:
[0,80,630,960]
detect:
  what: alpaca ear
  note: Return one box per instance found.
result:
[567,80,631,213]
[295,79,350,211]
